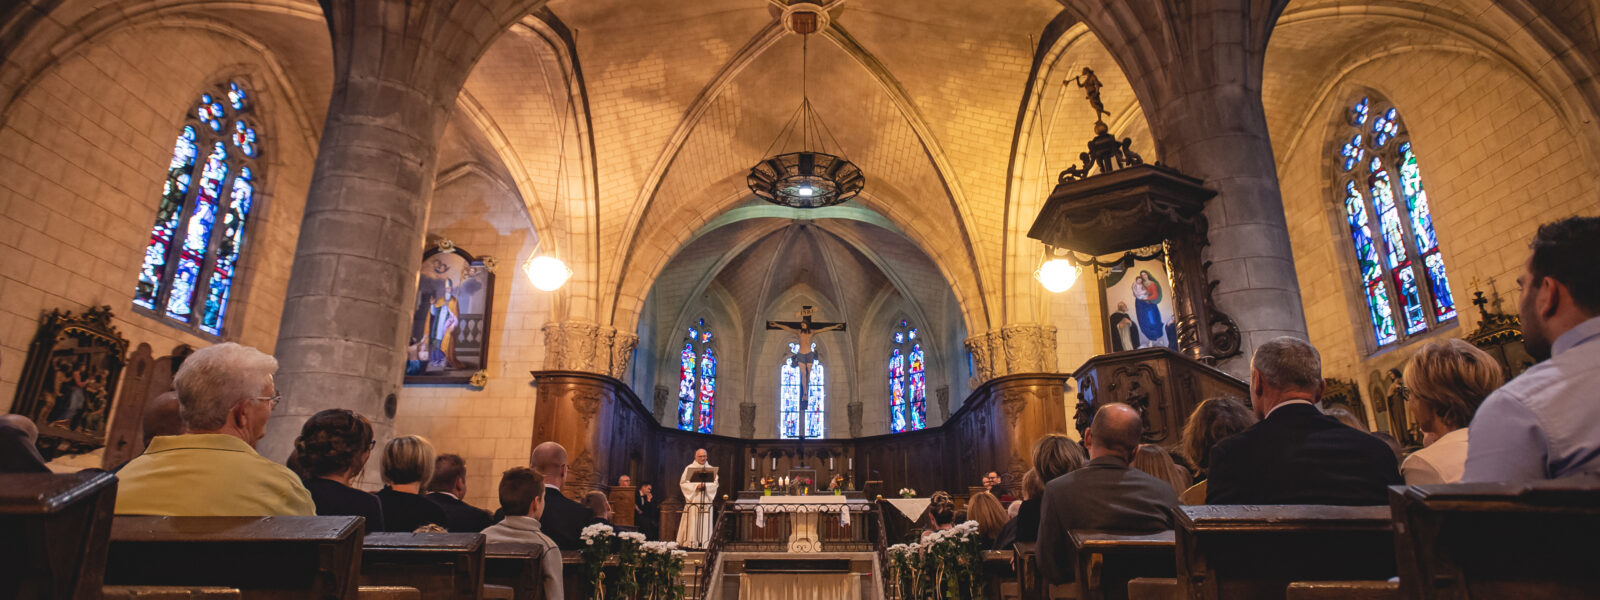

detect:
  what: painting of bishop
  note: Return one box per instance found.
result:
[1102,253,1180,353]
[405,245,495,383]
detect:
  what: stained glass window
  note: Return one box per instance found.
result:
[889,320,927,433]
[779,341,825,439]
[1332,97,1456,349]
[135,81,263,337]
[677,318,716,433]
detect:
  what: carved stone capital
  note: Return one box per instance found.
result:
[541,321,639,378]
[966,325,1058,385]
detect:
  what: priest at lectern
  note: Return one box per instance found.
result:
[676,448,719,549]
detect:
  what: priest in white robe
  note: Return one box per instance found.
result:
[676,448,718,548]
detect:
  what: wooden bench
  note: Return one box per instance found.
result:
[1390,480,1600,599]
[361,532,486,600]
[107,516,363,600]
[0,471,119,600]
[1014,542,1080,600]
[484,542,553,600]
[1175,505,1394,600]
[1069,531,1175,600]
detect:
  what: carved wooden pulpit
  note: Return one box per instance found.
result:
[1071,347,1248,448]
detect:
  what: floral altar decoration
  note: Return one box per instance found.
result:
[885,521,986,600]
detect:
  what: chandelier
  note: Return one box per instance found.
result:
[747,5,865,209]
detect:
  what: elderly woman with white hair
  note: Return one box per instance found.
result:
[115,342,314,516]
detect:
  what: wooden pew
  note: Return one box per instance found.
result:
[1069,531,1175,600]
[1175,505,1394,600]
[1013,542,1080,600]
[106,516,363,600]
[0,471,118,600]
[361,532,486,600]
[484,542,552,600]
[1390,480,1600,599]
[982,549,1019,600]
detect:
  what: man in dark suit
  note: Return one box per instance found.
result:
[1206,337,1402,505]
[1037,403,1179,584]
[425,454,493,533]
[532,441,590,550]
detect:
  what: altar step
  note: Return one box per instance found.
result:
[702,551,882,600]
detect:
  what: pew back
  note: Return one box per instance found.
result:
[106,516,363,600]
[484,543,548,600]
[362,532,486,600]
[1176,505,1393,600]
[1069,530,1175,600]
[0,471,119,600]
[1391,481,1600,600]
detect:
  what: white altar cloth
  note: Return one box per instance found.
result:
[884,498,932,522]
[750,495,852,528]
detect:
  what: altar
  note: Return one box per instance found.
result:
[736,495,867,553]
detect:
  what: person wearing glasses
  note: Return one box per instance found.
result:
[115,343,314,516]
[289,408,385,530]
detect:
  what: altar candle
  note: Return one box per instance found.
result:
[829,457,834,470]
[849,457,853,470]
[772,457,777,470]
[751,456,756,469]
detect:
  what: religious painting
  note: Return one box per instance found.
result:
[404,242,495,384]
[9,306,129,459]
[1099,250,1180,353]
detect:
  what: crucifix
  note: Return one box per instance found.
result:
[767,306,846,439]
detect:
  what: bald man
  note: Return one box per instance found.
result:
[1036,403,1178,584]
[530,441,589,550]
[0,414,49,473]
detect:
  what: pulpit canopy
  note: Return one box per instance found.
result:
[1027,163,1216,256]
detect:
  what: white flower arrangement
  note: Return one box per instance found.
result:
[640,540,680,555]
[898,487,917,497]
[579,522,615,545]
[618,531,647,544]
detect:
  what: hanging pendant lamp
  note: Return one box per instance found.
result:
[747,4,865,209]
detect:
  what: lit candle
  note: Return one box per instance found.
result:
[829,457,835,470]
[751,456,756,470]
[848,457,853,470]
[772,457,777,470]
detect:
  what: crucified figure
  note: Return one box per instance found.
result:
[766,306,846,432]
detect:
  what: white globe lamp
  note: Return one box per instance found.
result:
[524,255,572,291]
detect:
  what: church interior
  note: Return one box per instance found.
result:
[3,0,1599,598]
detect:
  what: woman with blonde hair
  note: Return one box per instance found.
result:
[376,435,448,532]
[965,491,1009,549]
[1131,444,1192,496]
[1401,339,1504,484]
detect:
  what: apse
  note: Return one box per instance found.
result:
[632,205,968,439]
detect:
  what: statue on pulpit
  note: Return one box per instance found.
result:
[676,448,719,549]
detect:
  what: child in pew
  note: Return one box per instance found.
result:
[481,467,563,600]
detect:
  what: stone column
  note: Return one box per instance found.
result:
[261,0,544,459]
[964,324,1059,387]
[1065,0,1308,374]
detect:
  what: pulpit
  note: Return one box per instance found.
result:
[1072,347,1247,448]
[608,486,635,527]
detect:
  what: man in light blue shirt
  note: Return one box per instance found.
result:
[1464,216,1600,482]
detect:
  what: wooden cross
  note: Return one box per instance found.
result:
[766,306,846,439]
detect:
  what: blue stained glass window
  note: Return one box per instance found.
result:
[1350,97,1370,125]
[677,318,716,433]
[779,341,825,439]
[1332,97,1455,349]
[137,82,262,336]
[889,321,927,433]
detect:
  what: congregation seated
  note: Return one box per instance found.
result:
[965,491,1007,549]
[139,391,185,451]
[1465,216,1600,482]
[115,343,315,516]
[531,441,589,550]
[480,466,564,600]
[1130,444,1191,496]
[1397,337,1505,482]
[636,482,661,539]
[0,413,49,473]
[1037,403,1178,584]
[583,490,613,526]
[1176,396,1255,504]
[1206,337,1401,505]
[291,408,385,530]
[921,491,957,538]
[997,433,1086,549]
[374,435,448,532]
[426,453,494,532]
[981,470,1014,503]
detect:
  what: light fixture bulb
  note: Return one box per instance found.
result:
[524,255,572,291]
[797,185,814,197]
[1035,258,1080,293]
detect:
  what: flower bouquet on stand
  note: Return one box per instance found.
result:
[579,523,615,600]
[760,475,776,496]
[829,474,847,495]
[800,477,813,495]
[615,531,646,599]
[640,541,688,600]
[899,487,917,499]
